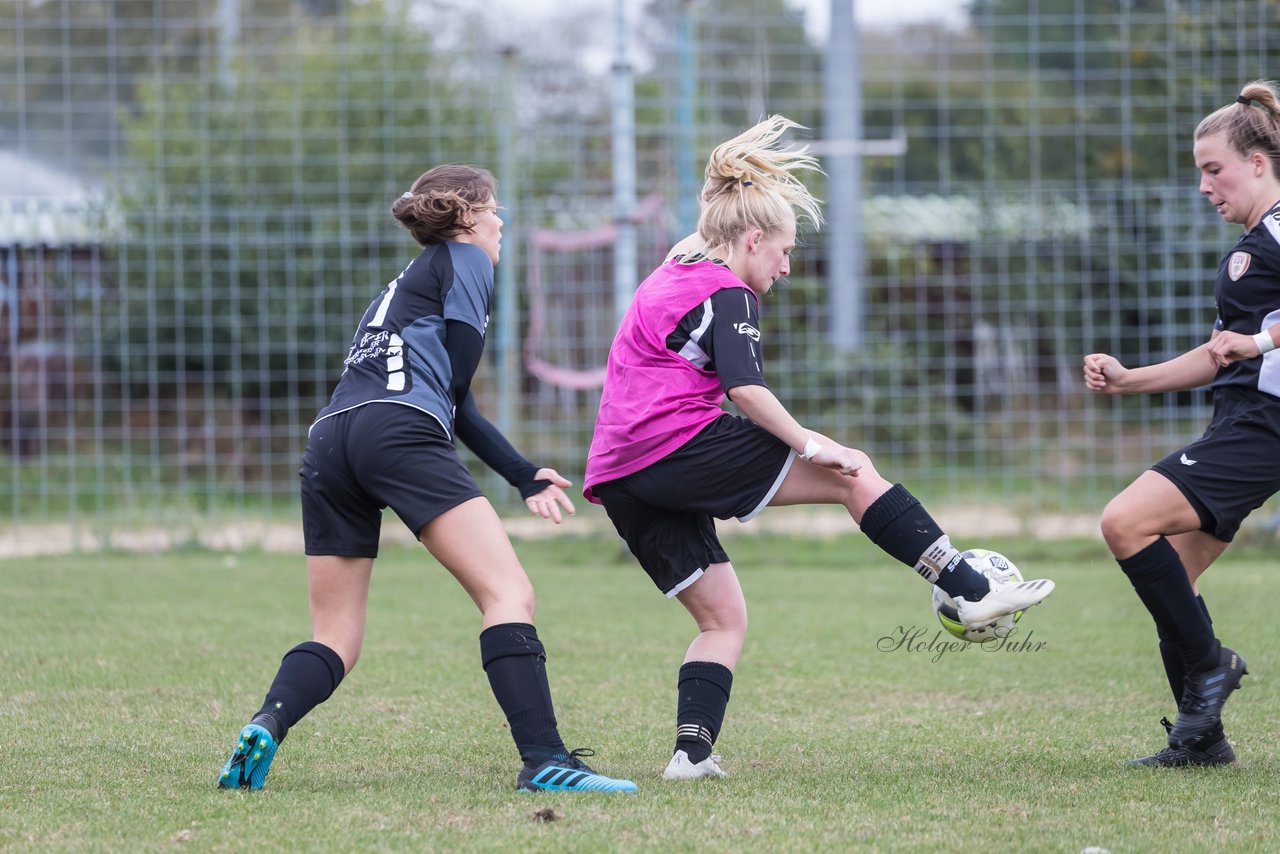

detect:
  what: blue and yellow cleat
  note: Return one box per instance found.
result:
[217,723,279,790]
[516,748,637,793]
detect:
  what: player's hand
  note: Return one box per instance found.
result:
[524,468,575,524]
[1082,353,1129,394]
[1206,330,1261,367]
[808,442,862,477]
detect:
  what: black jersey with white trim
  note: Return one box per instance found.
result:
[1211,200,1280,399]
[665,285,767,392]
[312,241,493,436]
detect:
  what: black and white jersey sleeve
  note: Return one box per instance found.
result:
[665,286,767,392]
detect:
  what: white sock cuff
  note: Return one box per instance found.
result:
[915,535,961,584]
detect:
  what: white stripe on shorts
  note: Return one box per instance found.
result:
[666,567,705,598]
[737,449,796,523]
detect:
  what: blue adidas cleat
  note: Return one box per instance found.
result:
[217,723,279,790]
[516,748,637,793]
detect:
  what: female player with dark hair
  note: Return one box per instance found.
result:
[1085,80,1280,767]
[584,116,1056,780]
[217,164,636,793]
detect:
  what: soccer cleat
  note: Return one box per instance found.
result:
[954,575,1055,631]
[1128,717,1235,768]
[662,750,727,780]
[1168,644,1247,748]
[217,723,279,790]
[516,748,638,793]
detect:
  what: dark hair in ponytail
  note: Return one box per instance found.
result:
[389,165,497,246]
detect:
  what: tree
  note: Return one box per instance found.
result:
[963,0,1265,185]
[0,0,320,165]
[111,0,500,416]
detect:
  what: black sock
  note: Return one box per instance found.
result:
[674,661,733,765]
[1157,633,1183,707]
[859,483,989,601]
[1194,597,1225,741]
[1157,596,1213,705]
[479,623,567,766]
[1118,538,1215,674]
[253,641,346,743]
[1156,596,1222,742]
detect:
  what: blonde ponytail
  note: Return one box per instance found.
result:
[697,116,824,249]
[1196,80,1280,179]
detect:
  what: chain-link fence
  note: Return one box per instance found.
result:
[3,0,1278,550]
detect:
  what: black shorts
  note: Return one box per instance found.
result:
[298,402,485,557]
[592,414,794,596]
[1151,387,1280,542]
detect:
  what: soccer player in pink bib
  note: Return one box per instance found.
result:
[585,117,1056,780]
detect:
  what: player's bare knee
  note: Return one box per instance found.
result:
[726,596,749,636]
[847,475,893,518]
[694,599,747,637]
[512,581,537,622]
[477,576,536,624]
[519,581,540,622]
[1099,498,1141,555]
[855,451,887,483]
[701,621,747,649]
[1098,506,1123,551]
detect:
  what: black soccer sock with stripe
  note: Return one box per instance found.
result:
[1119,537,1216,674]
[1157,632,1182,707]
[1156,595,1223,742]
[674,661,733,765]
[253,640,346,743]
[858,483,990,602]
[1157,595,1213,703]
[480,623,568,766]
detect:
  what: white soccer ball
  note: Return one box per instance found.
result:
[931,548,1024,643]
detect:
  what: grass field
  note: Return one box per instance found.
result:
[2,533,1276,852]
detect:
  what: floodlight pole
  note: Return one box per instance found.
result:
[675,0,698,237]
[825,0,864,351]
[218,0,239,89]
[612,0,638,324]
[495,47,519,435]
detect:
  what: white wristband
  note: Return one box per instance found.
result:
[1254,329,1277,354]
[801,438,821,460]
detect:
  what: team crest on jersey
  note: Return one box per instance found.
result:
[1229,251,1251,281]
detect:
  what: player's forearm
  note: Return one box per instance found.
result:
[454,395,537,487]
[1124,343,1218,393]
[726,383,813,454]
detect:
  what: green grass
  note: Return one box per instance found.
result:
[1,534,1276,852]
